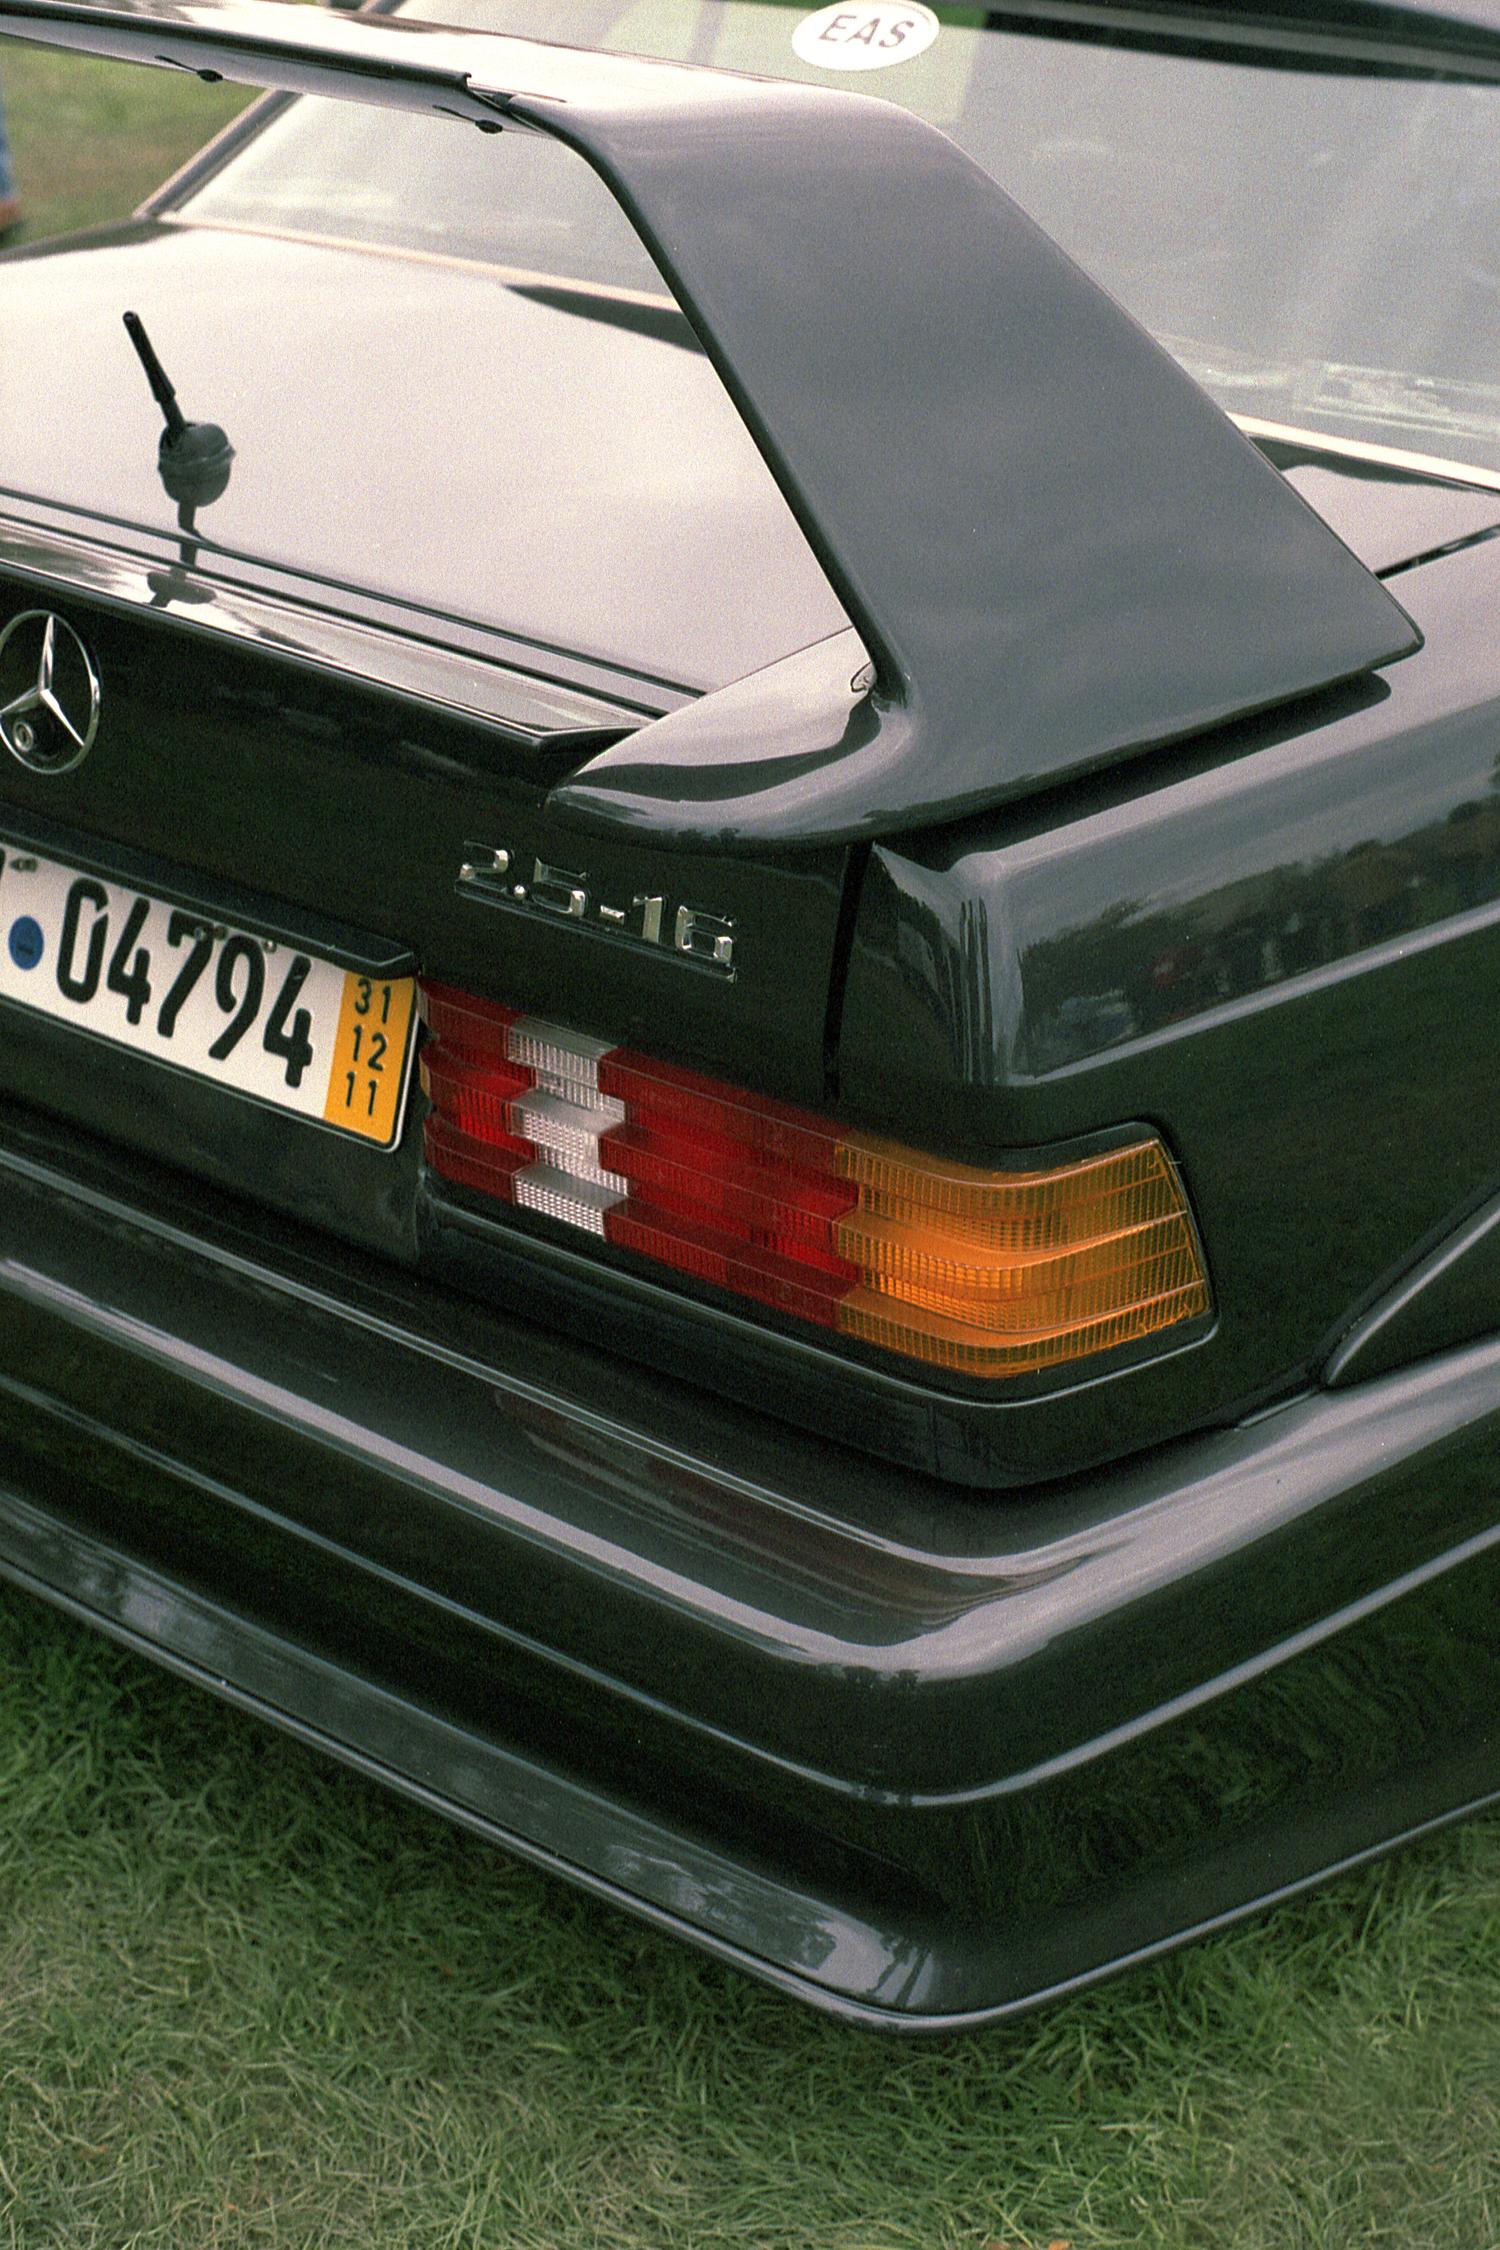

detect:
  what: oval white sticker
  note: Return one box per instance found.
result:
[792,1,940,71]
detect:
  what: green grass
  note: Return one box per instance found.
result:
[4,36,1500,2250]
[1,1580,1498,2250]
[3,46,251,240]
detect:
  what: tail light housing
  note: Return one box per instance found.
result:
[419,982,1210,1381]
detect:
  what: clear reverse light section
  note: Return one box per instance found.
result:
[418,982,1211,1379]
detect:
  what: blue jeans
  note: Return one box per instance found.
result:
[0,87,13,203]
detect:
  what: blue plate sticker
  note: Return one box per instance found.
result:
[8,915,43,971]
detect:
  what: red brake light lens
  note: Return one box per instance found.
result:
[418,982,1210,1379]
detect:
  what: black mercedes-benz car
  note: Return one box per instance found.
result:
[1,0,1499,2029]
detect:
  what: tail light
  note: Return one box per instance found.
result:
[419,982,1210,1380]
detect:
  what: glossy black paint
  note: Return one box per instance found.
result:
[1269,446,1500,575]
[0,222,841,699]
[1327,1186,1500,1388]
[1,0,1420,850]
[1,0,1499,2021]
[839,531,1500,1432]
[1,386,1497,1486]
[5,1109,1500,2024]
[0,497,677,734]
[0,538,1223,1488]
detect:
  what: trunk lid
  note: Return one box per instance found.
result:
[0,220,848,696]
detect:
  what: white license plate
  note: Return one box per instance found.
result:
[0,841,417,1147]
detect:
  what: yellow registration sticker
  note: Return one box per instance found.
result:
[323,973,418,1143]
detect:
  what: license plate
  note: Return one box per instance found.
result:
[0,842,417,1147]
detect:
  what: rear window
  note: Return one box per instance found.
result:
[172,0,1500,473]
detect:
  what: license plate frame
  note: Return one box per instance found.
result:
[0,837,418,1149]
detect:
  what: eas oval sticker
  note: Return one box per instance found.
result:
[792,2,940,71]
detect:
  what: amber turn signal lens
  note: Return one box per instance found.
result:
[418,981,1210,1380]
[832,1135,1209,1376]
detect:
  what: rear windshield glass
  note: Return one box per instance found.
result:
[174,0,1500,474]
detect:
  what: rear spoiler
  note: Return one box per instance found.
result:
[0,0,1420,847]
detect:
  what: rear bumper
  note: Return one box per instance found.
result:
[3,1111,1499,2028]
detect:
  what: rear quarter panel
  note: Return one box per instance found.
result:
[839,532,1500,1437]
